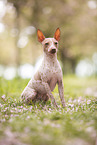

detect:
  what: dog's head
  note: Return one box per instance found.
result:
[37,28,60,55]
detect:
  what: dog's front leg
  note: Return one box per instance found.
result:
[42,82,58,107]
[58,80,65,107]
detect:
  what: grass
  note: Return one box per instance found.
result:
[0,76,97,145]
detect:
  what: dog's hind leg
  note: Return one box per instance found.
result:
[21,86,37,104]
[32,80,58,107]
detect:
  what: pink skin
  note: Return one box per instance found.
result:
[21,28,65,108]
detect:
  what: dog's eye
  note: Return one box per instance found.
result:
[54,42,58,45]
[45,43,49,46]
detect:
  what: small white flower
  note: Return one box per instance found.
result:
[73,99,77,103]
[76,107,78,112]
[68,104,74,107]
[67,108,70,112]
[18,109,21,112]
[1,95,6,102]
[87,100,91,104]
[30,106,33,110]
[49,108,51,111]
[27,116,30,119]
[1,95,5,99]
[23,108,28,111]
[48,110,51,113]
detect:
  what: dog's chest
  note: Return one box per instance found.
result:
[39,61,61,91]
[40,62,60,79]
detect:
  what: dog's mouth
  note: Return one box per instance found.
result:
[50,49,56,54]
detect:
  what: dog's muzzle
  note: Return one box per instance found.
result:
[51,49,56,54]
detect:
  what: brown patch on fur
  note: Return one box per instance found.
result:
[34,71,41,80]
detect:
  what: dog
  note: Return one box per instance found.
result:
[21,28,65,107]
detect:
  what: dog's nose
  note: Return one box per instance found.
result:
[51,48,56,53]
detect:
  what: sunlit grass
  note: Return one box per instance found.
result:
[0,76,97,145]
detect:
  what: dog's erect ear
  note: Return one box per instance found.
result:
[37,29,45,42]
[54,28,60,41]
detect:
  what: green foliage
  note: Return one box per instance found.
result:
[0,76,97,145]
[0,0,97,72]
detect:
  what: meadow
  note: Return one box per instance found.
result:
[0,76,97,145]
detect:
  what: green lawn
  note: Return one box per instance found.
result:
[0,76,97,145]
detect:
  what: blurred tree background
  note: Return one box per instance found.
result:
[0,0,97,76]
